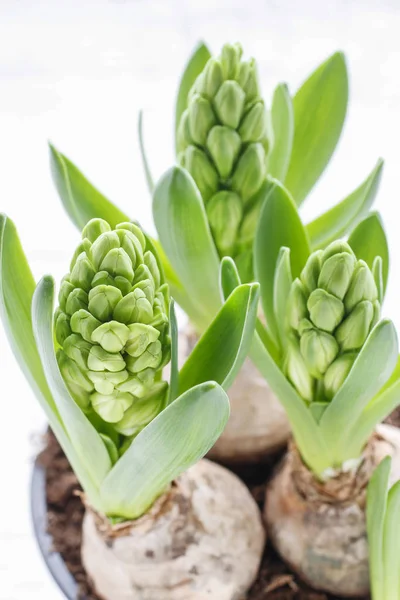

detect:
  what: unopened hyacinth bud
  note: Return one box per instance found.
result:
[55,218,171,435]
[284,240,380,405]
[177,42,270,263]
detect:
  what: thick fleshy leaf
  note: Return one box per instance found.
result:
[49,144,129,229]
[153,166,221,331]
[100,381,229,519]
[166,300,179,405]
[366,456,391,600]
[175,42,211,152]
[0,216,101,502]
[347,211,389,296]
[254,179,310,346]
[382,479,400,598]
[307,159,384,249]
[219,256,241,301]
[268,83,294,182]
[320,319,398,462]
[285,52,348,205]
[179,283,259,393]
[32,276,112,499]
[273,247,293,346]
[250,334,331,475]
[138,110,154,194]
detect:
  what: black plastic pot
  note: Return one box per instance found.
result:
[31,460,79,600]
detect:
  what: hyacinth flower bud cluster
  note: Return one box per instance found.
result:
[177,42,270,267]
[54,218,171,438]
[284,241,381,404]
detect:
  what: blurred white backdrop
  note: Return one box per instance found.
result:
[1,0,400,598]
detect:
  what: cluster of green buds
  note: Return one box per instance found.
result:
[284,241,381,404]
[54,218,171,438]
[177,43,269,264]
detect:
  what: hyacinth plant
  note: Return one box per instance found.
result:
[48,41,383,335]
[0,214,259,519]
[221,179,400,478]
[367,457,400,600]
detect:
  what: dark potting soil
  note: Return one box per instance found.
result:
[39,405,400,600]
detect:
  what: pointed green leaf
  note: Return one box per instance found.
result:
[100,382,229,519]
[138,110,154,194]
[179,283,259,393]
[175,42,211,152]
[367,456,391,600]
[268,83,294,181]
[321,319,398,462]
[347,211,389,296]
[382,480,400,599]
[285,52,348,205]
[0,216,103,506]
[32,276,112,496]
[166,300,179,405]
[273,247,293,346]
[49,143,129,229]
[219,256,241,300]
[254,179,310,346]
[307,159,384,249]
[153,166,221,330]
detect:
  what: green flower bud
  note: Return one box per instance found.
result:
[198,58,223,98]
[213,80,246,129]
[318,252,356,300]
[307,289,345,333]
[206,191,242,255]
[231,143,266,203]
[324,352,357,400]
[284,337,314,402]
[344,260,378,312]
[335,300,374,351]
[69,239,92,272]
[300,327,339,378]
[287,278,308,330]
[82,218,111,243]
[206,126,241,179]
[238,102,267,142]
[242,59,261,102]
[88,285,122,321]
[55,218,170,427]
[220,43,243,79]
[321,240,353,263]
[176,108,192,153]
[55,309,72,345]
[91,391,133,423]
[183,146,219,202]
[300,250,322,293]
[188,96,217,146]
[237,198,262,249]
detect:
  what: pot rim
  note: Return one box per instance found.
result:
[31,459,78,600]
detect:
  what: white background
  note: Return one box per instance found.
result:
[1,1,400,598]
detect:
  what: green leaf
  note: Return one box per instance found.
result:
[179,283,259,393]
[249,334,331,476]
[320,319,398,463]
[166,300,179,405]
[219,256,241,300]
[273,247,293,347]
[49,143,129,229]
[153,166,221,331]
[175,42,211,153]
[382,480,400,599]
[268,83,294,182]
[138,110,154,194]
[347,211,389,296]
[32,276,112,500]
[367,456,391,600]
[285,52,348,206]
[100,381,229,519]
[0,216,103,506]
[254,179,310,346]
[307,159,384,249]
